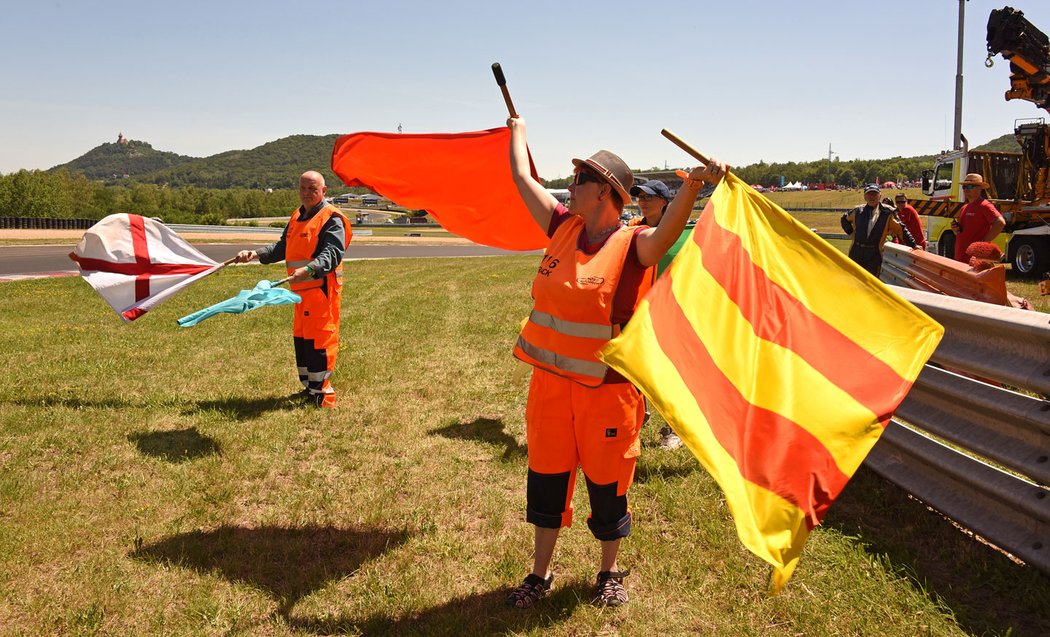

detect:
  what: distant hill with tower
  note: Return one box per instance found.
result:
[50,133,194,181]
[50,133,342,189]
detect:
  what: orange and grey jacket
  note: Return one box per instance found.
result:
[257,202,351,291]
[284,204,351,292]
[514,216,651,387]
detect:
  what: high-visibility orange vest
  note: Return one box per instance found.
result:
[285,204,351,292]
[514,216,650,386]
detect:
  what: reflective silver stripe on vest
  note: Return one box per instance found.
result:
[287,259,312,269]
[516,335,607,380]
[528,309,614,340]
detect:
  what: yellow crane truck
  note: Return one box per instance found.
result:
[920,6,1050,278]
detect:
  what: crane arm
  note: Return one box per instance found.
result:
[987,6,1050,113]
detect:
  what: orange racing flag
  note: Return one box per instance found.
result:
[330,128,549,251]
[599,172,943,592]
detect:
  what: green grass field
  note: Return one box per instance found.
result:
[1,257,1048,636]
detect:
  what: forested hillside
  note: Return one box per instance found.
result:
[974,132,1022,152]
[136,134,342,189]
[49,132,1022,193]
[2,131,1020,222]
[50,140,194,181]
[51,135,342,190]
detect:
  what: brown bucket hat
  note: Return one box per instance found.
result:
[571,150,634,204]
[959,173,990,188]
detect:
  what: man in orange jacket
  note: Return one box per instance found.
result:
[234,171,351,407]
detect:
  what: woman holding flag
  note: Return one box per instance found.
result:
[505,115,726,608]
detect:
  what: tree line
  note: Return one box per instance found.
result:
[0,169,301,223]
[0,155,948,223]
[542,154,937,190]
[2,133,1018,221]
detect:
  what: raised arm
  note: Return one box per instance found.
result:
[507,116,559,232]
[634,159,727,267]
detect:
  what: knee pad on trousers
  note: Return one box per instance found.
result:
[585,476,631,541]
[526,469,571,529]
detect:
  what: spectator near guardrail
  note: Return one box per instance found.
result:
[950,173,1006,263]
[840,184,917,275]
[893,194,926,250]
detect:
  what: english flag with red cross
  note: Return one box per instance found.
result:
[70,214,223,322]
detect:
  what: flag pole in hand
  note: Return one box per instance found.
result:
[661,129,711,166]
[491,62,518,118]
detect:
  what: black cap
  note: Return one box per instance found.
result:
[629,179,672,200]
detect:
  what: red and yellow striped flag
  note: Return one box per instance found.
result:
[599,173,942,591]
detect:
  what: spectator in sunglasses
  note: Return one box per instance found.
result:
[504,114,726,608]
[626,178,681,450]
[950,173,1005,262]
[893,195,926,250]
[627,179,672,227]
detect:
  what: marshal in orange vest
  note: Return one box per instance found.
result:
[514,216,652,387]
[285,203,351,407]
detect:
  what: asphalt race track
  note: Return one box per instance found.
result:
[0,243,540,279]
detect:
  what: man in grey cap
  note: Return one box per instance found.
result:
[840,184,917,276]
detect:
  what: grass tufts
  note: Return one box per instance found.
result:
[0,256,1047,635]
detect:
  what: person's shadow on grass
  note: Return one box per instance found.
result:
[131,524,411,619]
[287,579,593,636]
[7,396,134,409]
[128,427,220,462]
[430,417,526,462]
[186,393,307,420]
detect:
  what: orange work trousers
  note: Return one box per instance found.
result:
[524,368,643,540]
[292,285,341,407]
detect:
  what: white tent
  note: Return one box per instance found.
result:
[781,181,805,191]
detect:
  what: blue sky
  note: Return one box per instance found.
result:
[3,0,1050,181]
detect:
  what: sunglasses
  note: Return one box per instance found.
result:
[895,199,907,203]
[573,171,604,186]
[962,184,981,190]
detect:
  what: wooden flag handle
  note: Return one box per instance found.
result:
[661,129,711,166]
[271,275,294,287]
[491,62,518,118]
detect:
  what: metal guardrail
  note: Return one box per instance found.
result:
[167,223,282,235]
[170,224,374,237]
[864,287,1050,574]
[0,218,382,238]
[895,287,1050,393]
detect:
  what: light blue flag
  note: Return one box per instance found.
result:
[177,280,301,327]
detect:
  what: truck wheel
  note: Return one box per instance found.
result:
[1009,237,1050,278]
[937,232,955,259]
